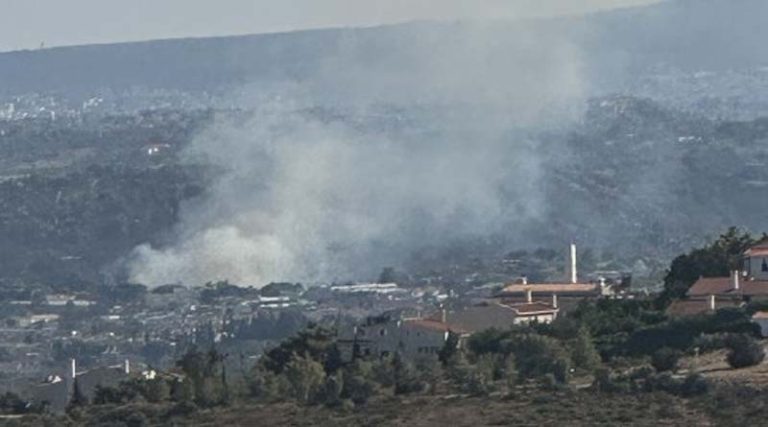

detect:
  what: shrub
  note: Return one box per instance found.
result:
[445,351,493,395]
[342,374,377,406]
[249,368,290,402]
[320,373,344,407]
[143,379,170,403]
[284,354,326,404]
[651,348,681,372]
[507,334,572,384]
[726,334,765,369]
[165,401,197,418]
[593,368,614,392]
[571,327,602,372]
[504,355,518,388]
[393,357,424,395]
[679,373,709,396]
[342,361,378,405]
[692,333,731,353]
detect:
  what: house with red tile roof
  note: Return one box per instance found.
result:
[338,299,560,362]
[667,240,768,317]
[495,244,617,312]
[744,238,768,281]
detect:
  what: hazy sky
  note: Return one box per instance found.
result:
[0,0,661,52]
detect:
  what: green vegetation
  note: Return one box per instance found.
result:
[726,334,765,369]
[651,348,682,372]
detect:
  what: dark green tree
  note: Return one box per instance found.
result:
[651,347,682,372]
[570,327,602,372]
[726,334,765,368]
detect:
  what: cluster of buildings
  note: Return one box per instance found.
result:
[0,242,643,410]
[339,244,625,362]
[666,239,768,336]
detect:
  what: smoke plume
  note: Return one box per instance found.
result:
[128,22,587,287]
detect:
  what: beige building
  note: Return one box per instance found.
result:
[496,243,615,312]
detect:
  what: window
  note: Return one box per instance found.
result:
[762,258,768,272]
[380,328,386,336]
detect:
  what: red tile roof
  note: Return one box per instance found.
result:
[745,248,768,257]
[404,319,466,334]
[745,239,768,256]
[687,277,768,297]
[499,283,599,295]
[752,311,768,320]
[666,298,741,317]
[435,304,516,333]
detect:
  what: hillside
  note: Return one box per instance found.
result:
[0,97,766,287]
[0,0,766,100]
[0,0,767,287]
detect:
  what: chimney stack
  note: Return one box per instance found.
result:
[441,308,447,323]
[569,243,577,284]
[70,358,76,380]
[521,276,528,285]
[124,359,130,375]
[552,294,558,309]
[709,294,716,311]
[732,270,740,291]
[525,288,533,304]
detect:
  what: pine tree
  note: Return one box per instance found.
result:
[571,327,602,373]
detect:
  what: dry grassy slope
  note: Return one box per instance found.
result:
[184,391,711,427]
[680,341,768,386]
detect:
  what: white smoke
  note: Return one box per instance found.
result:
[128,21,587,287]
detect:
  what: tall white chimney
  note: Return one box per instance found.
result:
[552,294,558,309]
[525,288,533,304]
[124,359,130,375]
[70,358,76,380]
[709,294,716,311]
[732,270,740,291]
[569,243,578,284]
[521,276,528,285]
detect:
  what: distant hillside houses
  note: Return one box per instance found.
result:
[330,282,404,295]
[496,243,625,311]
[336,244,634,362]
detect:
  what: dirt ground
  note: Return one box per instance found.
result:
[680,342,768,386]
[185,390,711,427]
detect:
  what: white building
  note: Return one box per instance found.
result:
[752,311,768,337]
[338,313,465,361]
[744,240,768,281]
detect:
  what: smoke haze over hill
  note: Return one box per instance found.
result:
[127,22,588,286]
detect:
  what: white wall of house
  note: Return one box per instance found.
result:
[748,256,768,281]
[399,323,449,359]
[513,313,556,325]
[753,318,768,337]
[347,320,449,361]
